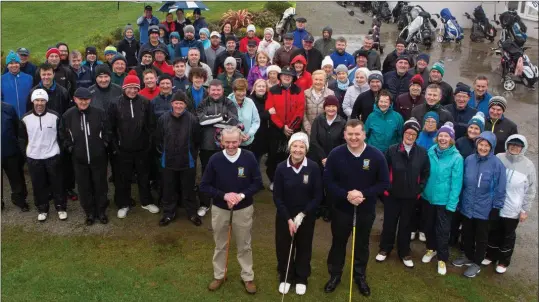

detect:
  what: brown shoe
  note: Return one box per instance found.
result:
[208,278,224,291]
[244,280,257,294]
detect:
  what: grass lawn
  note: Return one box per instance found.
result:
[2,189,537,302]
[0,1,266,59]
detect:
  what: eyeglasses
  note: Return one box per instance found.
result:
[424,120,437,125]
[404,132,417,137]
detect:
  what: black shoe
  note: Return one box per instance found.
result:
[159,216,174,226]
[324,276,341,293]
[356,275,371,297]
[20,204,30,212]
[98,214,109,224]
[86,215,95,226]
[67,189,78,201]
[189,215,202,226]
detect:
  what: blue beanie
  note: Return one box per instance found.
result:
[6,50,21,65]
[416,53,430,64]
[169,31,180,40]
[468,112,485,132]
[423,111,440,127]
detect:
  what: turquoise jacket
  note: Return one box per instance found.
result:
[422,144,464,211]
[228,93,260,146]
[365,103,403,153]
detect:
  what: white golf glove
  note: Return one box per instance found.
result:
[293,212,306,229]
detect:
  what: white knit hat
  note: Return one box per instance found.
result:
[288,132,309,151]
[224,56,237,68]
[355,67,371,78]
[264,27,274,36]
[31,89,48,102]
[267,65,281,75]
[247,24,256,32]
[321,56,334,68]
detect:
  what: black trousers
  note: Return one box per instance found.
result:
[198,149,220,208]
[114,150,153,208]
[73,158,109,217]
[62,152,75,191]
[27,155,66,213]
[461,216,490,265]
[266,127,289,183]
[327,208,376,279]
[486,217,519,266]
[162,167,197,218]
[411,198,427,233]
[275,214,316,284]
[424,203,452,262]
[379,197,416,258]
[450,211,465,249]
[1,153,28,207]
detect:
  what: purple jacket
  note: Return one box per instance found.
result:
[247,66,268,91]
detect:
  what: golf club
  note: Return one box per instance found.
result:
[281,232,295,302]
[349,205,357,302]
[223,207,234,281]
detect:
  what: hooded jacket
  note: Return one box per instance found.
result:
[342,81,369,118]
[290,47,324,74]
[2,102,20,158]
[385,142,430,199]
[383,70,412,99]
[196,95,239,151]
[422,144,464,212]
[247,65,268,91]
[27,82,71,115]
[394,92,425,121]
[485,115,518,154]
[88,83,122,112]
[313,26,336,57]
[117,35,140,68]
[350,89,378,122]
[308,113,346,165]
[228,93,260,146]
[290,55,312,91]
[302,86,335,134]
[468,91,492,117]
[365,103,404,153]
[266,83,305,130]
[62,105,110,164]
[460,132,507,220]
[1,71,33,118]
[443,103,478,140]
[108,93,155,153]
[497,135,537,219]
[411,103,454,129]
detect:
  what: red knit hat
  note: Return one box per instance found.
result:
[122,70,140,89]
[323,95,340,108]
[409,74,424,87]
[46,48,60,58]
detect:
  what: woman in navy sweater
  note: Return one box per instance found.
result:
[273,132,323,296]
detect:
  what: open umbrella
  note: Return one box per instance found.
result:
[159,1,209,13]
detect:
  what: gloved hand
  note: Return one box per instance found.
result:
[293,212,306,229]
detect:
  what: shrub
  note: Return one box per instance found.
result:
[264,2,293,16]
[206,21,221,33]
[251,11,280,29]
[236,27,265,39]
[220,9,253,31]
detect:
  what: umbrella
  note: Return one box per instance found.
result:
[159,1,209,13]
[527,1,538,12]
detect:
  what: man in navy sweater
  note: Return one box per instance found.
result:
[200,127,263,295]
[323,119,390,297]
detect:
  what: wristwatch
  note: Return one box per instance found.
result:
[239,193,246,200]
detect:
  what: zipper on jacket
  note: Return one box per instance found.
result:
[477,172,483,188]
[14,76,20,116]
[130,100,134,118]
[39,115,42,131]
[83,113,91,164]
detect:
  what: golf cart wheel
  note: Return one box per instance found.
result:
[436,35,444,43]
[503,79,516,91]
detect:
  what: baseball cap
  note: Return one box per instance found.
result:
[145,5,152,11]
[210,31,220,38]
[17,47,30,56]
[302,34,314,42]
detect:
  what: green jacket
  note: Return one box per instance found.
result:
[111,72,127,86]
[365,104,403,153]
[216,71,244,97]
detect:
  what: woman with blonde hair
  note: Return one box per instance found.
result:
[302,70,335,135]
[247,50,271,91]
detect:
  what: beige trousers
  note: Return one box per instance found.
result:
[211,205,254,281]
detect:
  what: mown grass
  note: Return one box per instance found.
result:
[0,1,266,60]
[2,191,537,302]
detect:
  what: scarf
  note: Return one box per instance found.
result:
[259,66,267,78]
[337,79,350,90]
[124,35,135,42]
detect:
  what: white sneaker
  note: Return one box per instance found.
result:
[278,282,291,294]
[141,204,160,214]
[422,250,437,263]
[37,213,48,221]
[403,256,414,268]
[419,232,426,242]
[375,251,388,262]
[117,207,130,218]
[295,283,306,295]
[496,265,507,274]
[197,206,209,217]
[481,258,492,266]
[269,182,274,191]
[410,232,416,240]
[58,211,67,220]
[438,261,447,275]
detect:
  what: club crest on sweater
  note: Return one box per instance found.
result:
[303,174,309,184]
[363,159,370,170]
[238,167,245,178]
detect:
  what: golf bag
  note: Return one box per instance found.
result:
[435,8,464,43]
[275,7,296,42]
[495,39,538,90]
[396,2,412,30]
[398,6,437,49]
[497,10,528,47]
[372,1,392,23]
[466,5,497,42]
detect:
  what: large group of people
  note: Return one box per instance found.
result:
[1,4,536,297]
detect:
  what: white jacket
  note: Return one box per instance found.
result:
[342,82,370,118]
[497,134,537,219]
[258,39,281,62]
[20,110,61,160]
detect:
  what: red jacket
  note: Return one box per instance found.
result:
[161,21,176,34]
[153,61,174,76]
[290,55,312,91]
[266,83,304,130]
[239,37,261,53]
[139,86,160,100]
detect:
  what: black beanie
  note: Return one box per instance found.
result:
[95,64,111,78]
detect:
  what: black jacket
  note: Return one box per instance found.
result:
[213,50,248,77]
[443,103,478,140]
[385,142,430,199]
[290,48,324,73]
[62,106,110,164]
[382,50,414,74]
[133,64,164,89]
[410,103,454,128]
[455,136,475,159]
[88,83,123,112]
[27,82,71,115]
[350,89,377,122]
[308,113,346,165]
[394,92,425,121]
[117,38,140,68]
[424,80,454,106]
[249,93,270,155]
[155,110,200,170]
[485,116,518,154]
[383,71,412,99]
[151,92,173,119]
[196,95,239,151]
[108,93,155,153]
[34,65,77,99]
[185,85,208,114]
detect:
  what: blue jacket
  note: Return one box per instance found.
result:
[468,91,492,117]
[443,103,478,140]
[228,93,260,146]
[72,65,94,88]
[1,102,20,158]
[3,62,37,78]
[460,132,507,220]
[244,53,256,74]
[1,71,33,118]
[173,75,190,92]
[329,51,355,68]
[292,28,310,49]
[193,18,209,40]
[151,93,173,120]
[416,131,436,150]
[137,15,160,45]
[365,104,403,153]
[383,71,412,100]
[175,39,207,63]
[82,60,104,80]
[422,144,464,211]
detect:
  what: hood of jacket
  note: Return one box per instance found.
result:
[354,81,370,91]
[475,131,497,157]
[290,55,307,71]
[372,101,394,116]
[322,26,333,38]
[504,134,529,162]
